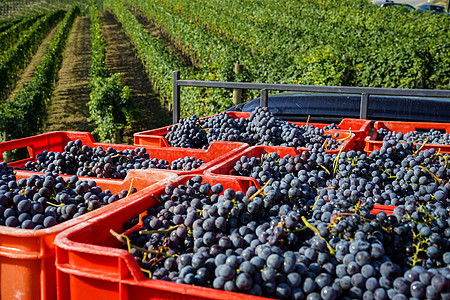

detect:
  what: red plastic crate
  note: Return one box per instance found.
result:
[0,131,132,166]
[0,131,248,177]
[0,169,176,300]
[370,204,395,215]
[54,175,266,300]
[364,121,450,154]
[134,112,357,155]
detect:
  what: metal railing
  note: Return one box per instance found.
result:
[172,70,450,124]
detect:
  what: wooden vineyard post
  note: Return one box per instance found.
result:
[113,129,123,144]
[232,63,243,106]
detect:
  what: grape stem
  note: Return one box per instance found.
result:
[413,136,430,156]
[110,229,171,256]
[110,229,132,251]
[126,178,134,197]
[319,164,331,175]
[286,226,308,233]
[245,180,271,204]
[322,138,328,150]
[109,231,156,279]
[418,165,442,184]
[111,153,131,160]
[46,201,65,207]
[312,195,321,210]
[410,230,429,266]
[301,216,336,256]
[435,151,448,168]
[151,194,164,206]
[337,129,352,141]
[139,224,184,235]
[417,204,438,224]
[140,268,152,278]
[332,146,345,175]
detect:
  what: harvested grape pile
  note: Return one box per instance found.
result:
[18,139,205,178]
[231,143,450,207]
[377,128,450,146]
[0,162,135,229]
[165,107,344,150]
[119,140,450,300]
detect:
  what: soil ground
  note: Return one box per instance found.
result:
[100,10,171,143]
[43,15,94,133]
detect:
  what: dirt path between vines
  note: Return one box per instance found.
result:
[7,25,58,101]
[43,16,94,133]
[101,10,171,143]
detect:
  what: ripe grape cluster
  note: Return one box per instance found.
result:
[165,107,344,150]
[0,161,135,229]
[18,139,205,178]
[121,172,449,300]
[377,128,450,146]
[232,140,450,208]
[323,123,341,131]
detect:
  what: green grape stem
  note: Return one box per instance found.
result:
[319,164,331,175]
[286,226,308,234]
[413,136,430,156]
[139,224,184,235]
[410,231,429,267]
[337,130,352,141]
[245,180,271,204]
[332,146,345,176]
[126,178,134,197]
[46,201,65,207]
[151,194,164,206]
[110,229,168,256]
[418,165,442,184]
[301,216,336,256]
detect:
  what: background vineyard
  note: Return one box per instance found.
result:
[0,0,448,144]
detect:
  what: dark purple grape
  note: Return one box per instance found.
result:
[218,264,235,281]
[235,273,253,291]
[43,216,56,228]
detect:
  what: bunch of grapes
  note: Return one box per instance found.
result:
[231,140,450,208]
[0,161,135,229]
[120,173,449,300]
[17,139,205,178]
[323,123,341,131]
[165,107,344,150]
[377,128,450,146]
